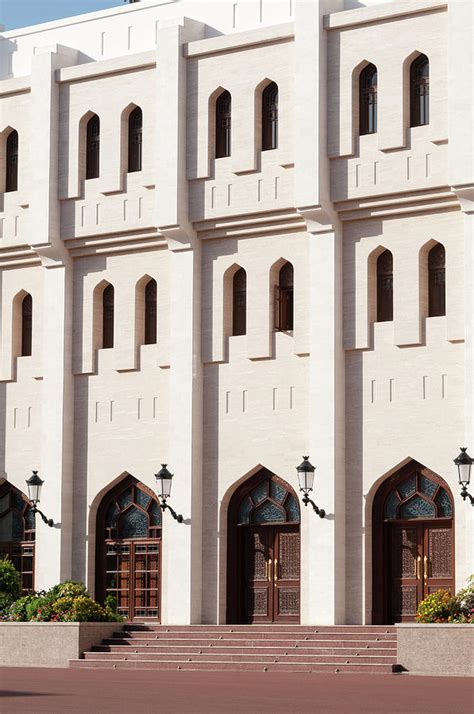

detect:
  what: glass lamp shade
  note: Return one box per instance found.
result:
[296,456,315,493]
[26,470,43,504]
[155,464,173,499]
[454,447,473,486]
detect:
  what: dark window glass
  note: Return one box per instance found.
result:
[102,284,114,349]
[359,64,378,135]
[410,55,429,127]
[215,91,231,158]
[6,130,18,192]
[145,279,157,345]
[232,268,247,336]
[0,481,35,594]
[21,294,32,357]
[86,114,100,179]
[128,107,143,173]
[275,262,294,331]
[377,250,393,322]
[428,243,445,317]
[262,82,278,151]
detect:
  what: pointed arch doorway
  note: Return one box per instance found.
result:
[372,461,454,624]
[96,476,162,621]
[227,468,301,624]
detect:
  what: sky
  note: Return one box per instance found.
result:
[0,0,127,31]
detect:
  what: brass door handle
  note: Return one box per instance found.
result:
[423,555,428,579]
[274,558,278,582]
[266,559,272,582]
[416,556,421,580]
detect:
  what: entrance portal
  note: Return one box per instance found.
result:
[227,469,300,624]
[372,461,454,624]
[96,477,162,621]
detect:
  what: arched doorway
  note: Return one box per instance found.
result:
[372,461,454,624]
[0,479,35,593]
[227,468,301,624]
[96,476,162,621]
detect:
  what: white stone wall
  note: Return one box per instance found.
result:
[0,0,472,623]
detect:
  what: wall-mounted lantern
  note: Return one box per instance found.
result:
[296,456,326,518]
[454,447,474,505]
[25,471,55,527]
[154,464,184,523]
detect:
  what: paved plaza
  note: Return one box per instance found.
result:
[0,668,473,714]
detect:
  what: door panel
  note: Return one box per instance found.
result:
[424,526,453,595]
[389,525,422,622]
[274,529,300,622]
[105,540,161,621]
[241,528,273,623]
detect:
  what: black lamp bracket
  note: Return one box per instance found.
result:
[302,493,326,518]
[460,485,474,506]
[31,505,54,528]
[160,499,184,523]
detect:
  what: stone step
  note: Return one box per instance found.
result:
[93,644,397,656]
[104,637,396,649]
[113,631,396,642]
[123,624,396,634]
[70,659,400,673]
[83,651,397,665]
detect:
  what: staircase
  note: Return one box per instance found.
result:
[70,624,401,673]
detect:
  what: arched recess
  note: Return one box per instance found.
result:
[255,78,279,152]
[120,103,143,174]
[78,110,99,182]
[92,280,114,351]
[135,274,157,347]
[12,290,33,359]
[372,460,454,624]
[212,88,232,159]
[270,258,294,332]
[95,474,162,621]
[358,62,378,135]
[223,263,247,338]
[5,128,18,192]
[226,468,301,624]
[0,478,36,593]
[419,239,446,319]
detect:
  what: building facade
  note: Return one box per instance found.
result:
[0,0,473,625]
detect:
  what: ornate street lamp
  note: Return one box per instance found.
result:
[454,447,474,505]
[25,471,54,527]
[154,464,184,523]
[296,456,326,518]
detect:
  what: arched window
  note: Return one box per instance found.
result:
[102,285,114,349]
[0,480,35,593]
[21,294,32,357]
[428,243,445,317]
[262,82,278,151]
[275,262,294,331]
[86,114,100,179]
[376,250,393,322]
[215,91,231,158]
[410,54,429,127]
[144,278,157,345]
[232,268,247,336]
[359,64,378,135]
[5,130,18,192]
[128,107,143,173]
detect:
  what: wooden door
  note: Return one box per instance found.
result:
[105,539,161,621]
[388,522,453,623]
[240,525,300,623]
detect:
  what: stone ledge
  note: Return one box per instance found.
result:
[396,624,474,676]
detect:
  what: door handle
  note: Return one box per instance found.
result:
[416,556,421,580]
[274,558,278,582]
[423,555,428,579]
[266,559,272,582]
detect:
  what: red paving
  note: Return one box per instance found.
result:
[0,667,473,714]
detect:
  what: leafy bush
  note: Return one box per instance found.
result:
[416,576,474,624]
[0,558,21,615]
[3,580,124,623]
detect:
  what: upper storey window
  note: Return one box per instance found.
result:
[275,262,294,332]
[86,115,100,179]
[262,82,279,151]
[5,130,18,192]
[376,250,393,322]
[359,64,378,135]
[232,268,247,336]
[428,243,445,317]
[128,107,143,173]
[21,294,32,357]
[410,55,429,127]
[144,278,157,345]
[102,285,114,349]
[215,91,231,158]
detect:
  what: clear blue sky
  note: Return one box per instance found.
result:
[1,1,127,31]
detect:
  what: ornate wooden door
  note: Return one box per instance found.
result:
[423,525,453,596]
[273,527,300,622]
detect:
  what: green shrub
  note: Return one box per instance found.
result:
[416,589,458,623]
[455,574,474,623]
[7,595,36,622]
[0,558,21,615]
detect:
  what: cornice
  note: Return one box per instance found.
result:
[193,208,305,241]
[324,0,447,31]
[333,186,460,222]
[63,228,167,258]
[0,244,41,270]
[184,22,294,59]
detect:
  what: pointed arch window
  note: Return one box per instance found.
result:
[21,294,32,357]
[275,262,294,332]
[128,107,143,173]
[232,268,247,336]
[102,285,114,349]
[5,130,18,192]
[86,114,100,179]
[428,243,445,317]
[410,54,429,127]
[215,91,231,158]
[144,278,157,345]
[262,82,278,151]
[0,480,35,593]
[359,64,378,135]
[377,250,393,322]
